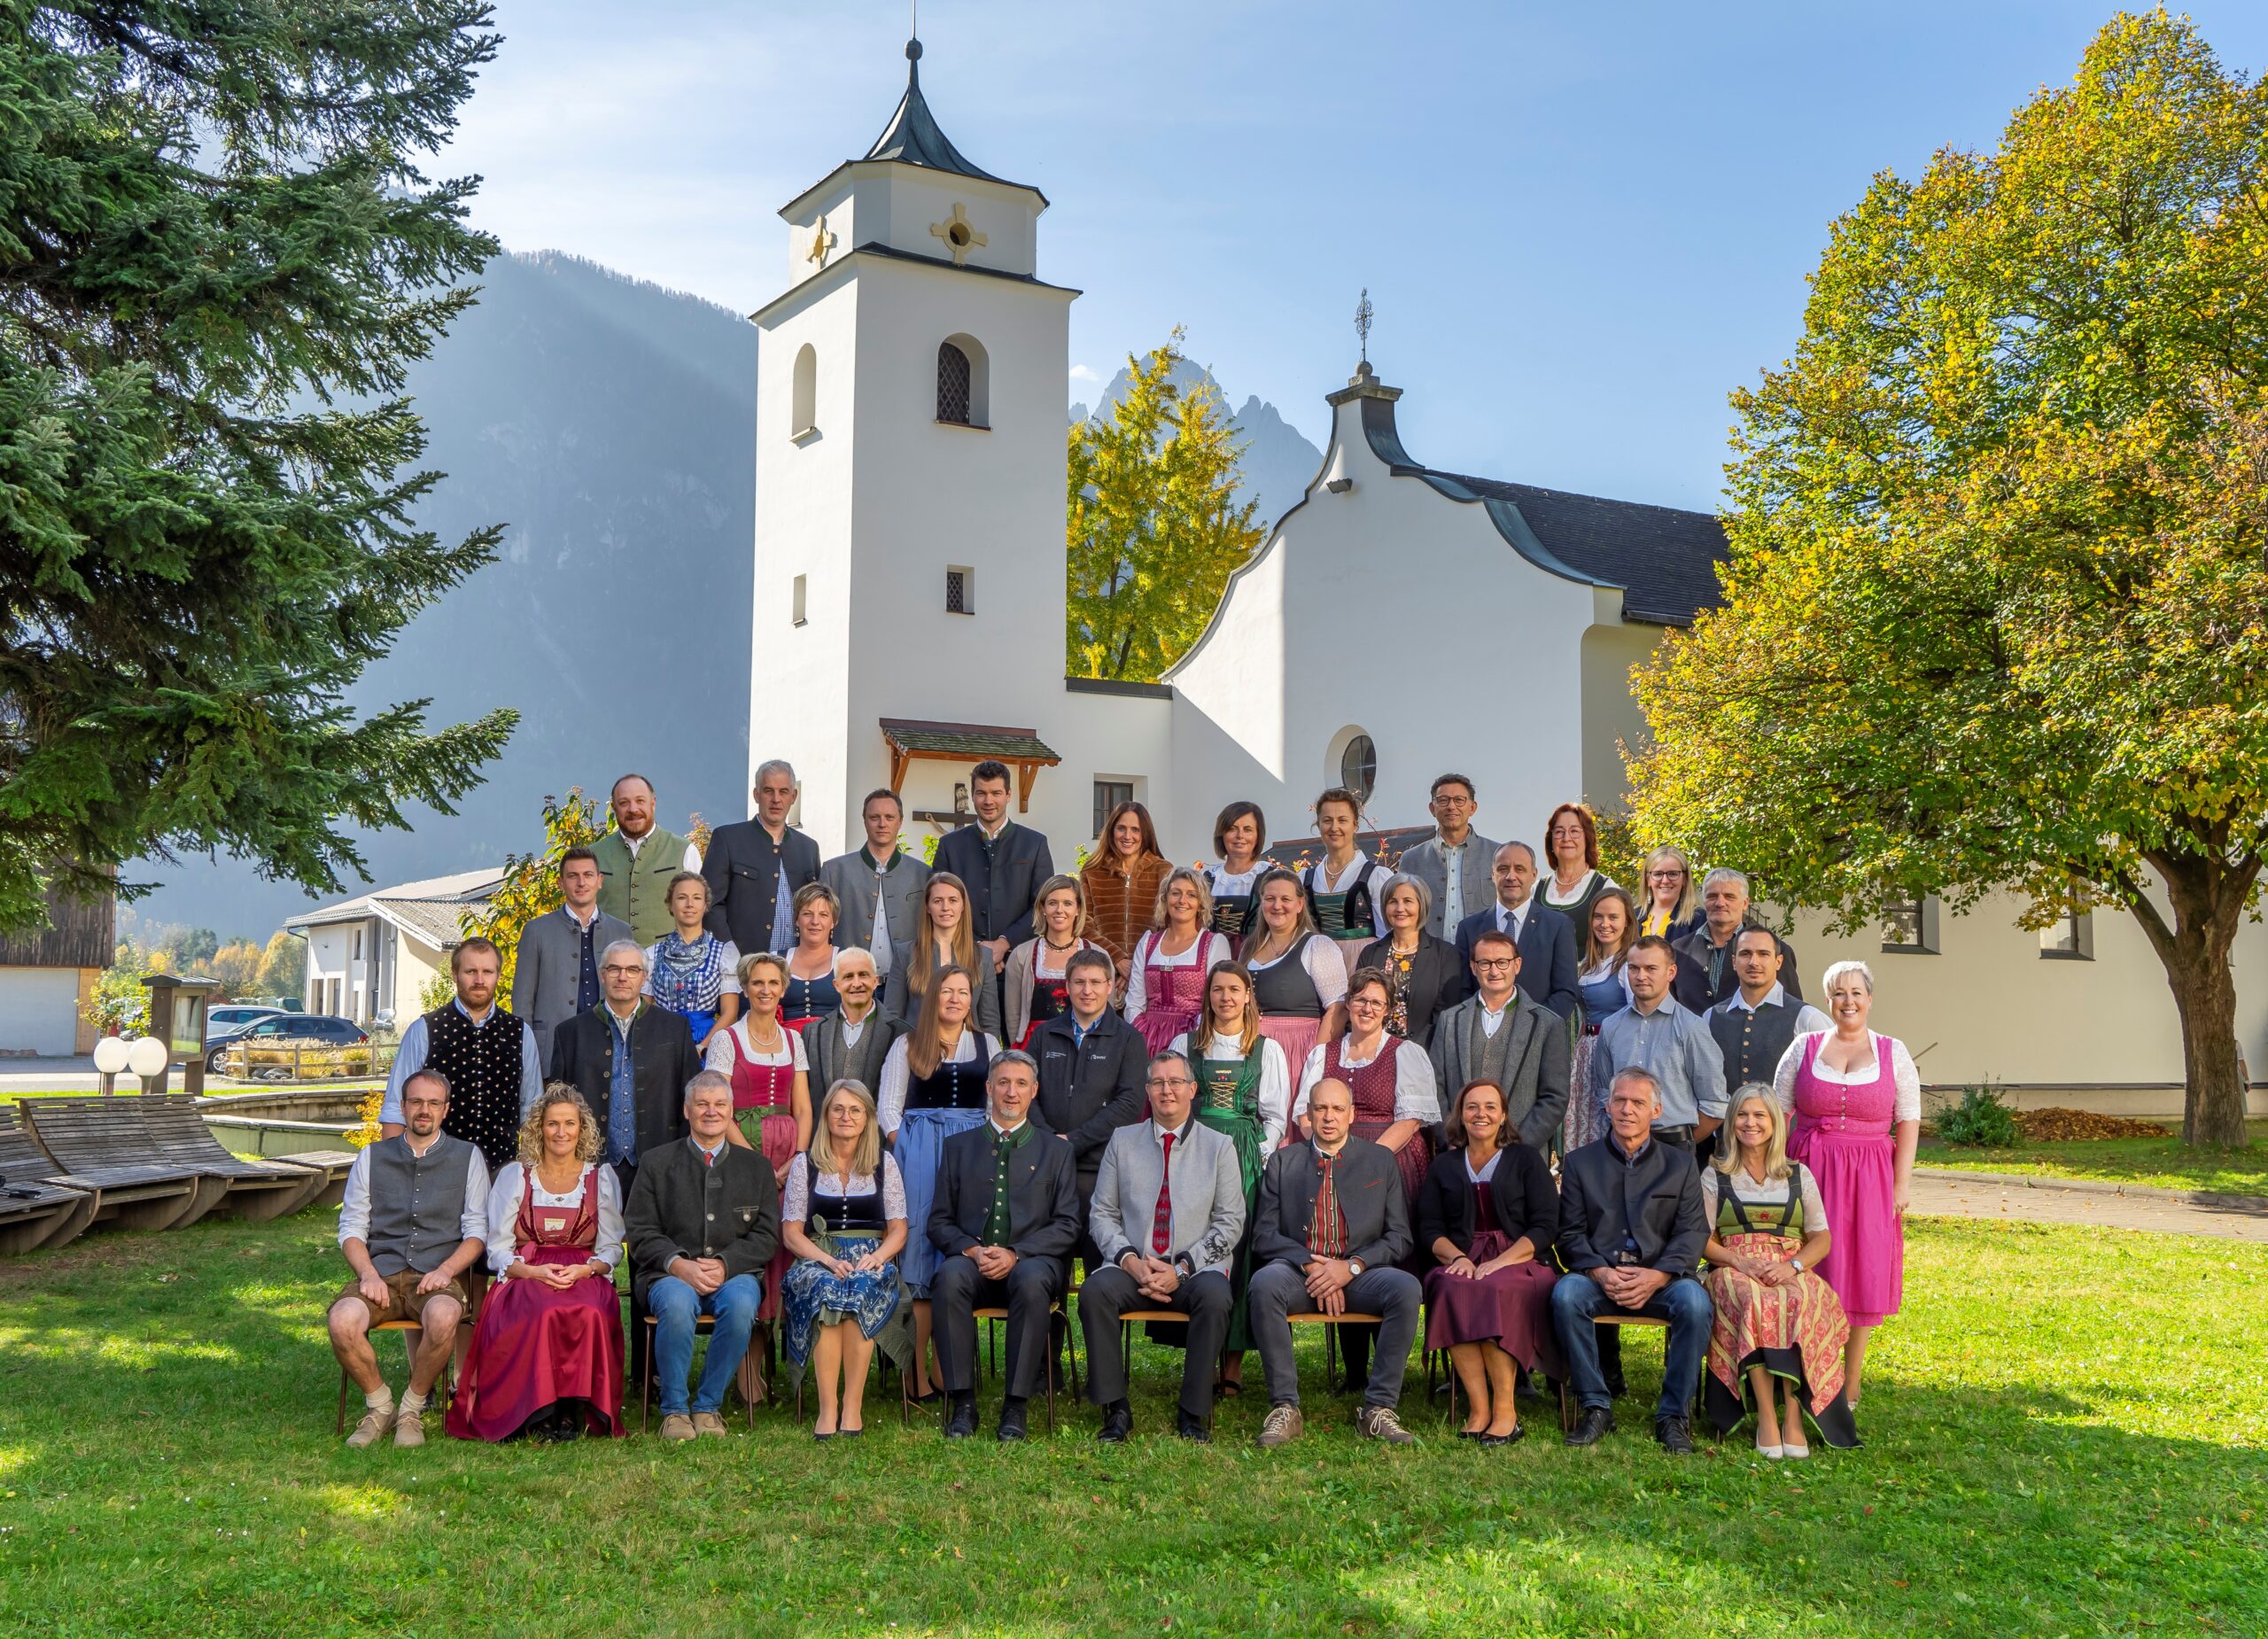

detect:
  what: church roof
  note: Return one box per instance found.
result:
[859,38,1045,204]
[1428,472,1728,626]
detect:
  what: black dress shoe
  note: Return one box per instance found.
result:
[1175,1410,1210,1443]
[944,1396,978,1440]
[997,1398,1030,1441]
[1098,1402,1132,1444]
[1480,1424,1527,1449]
[1564,1406,1616,1448]
[1655,1415,1697,1455]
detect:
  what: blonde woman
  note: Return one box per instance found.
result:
[705,952,812,1324]
[1701,1084,1856,1455]
[447,1084,625,1443]
[1125,866,1231,1055]
[1003,874,1099,1047]
[1240,868,1348,1079]
[1638,846,1697,940]
[882,871,1005,1040]
[781,882,844,1029]
[781,1079,909,1438]
[642,872,741,1051]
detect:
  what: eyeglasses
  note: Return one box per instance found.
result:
[1472,958,1517,970]
[601,964,644,976]
[1646,869,1685,882]
[1145,1076,1196,1091]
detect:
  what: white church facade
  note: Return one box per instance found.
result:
[747,40,2268,1116]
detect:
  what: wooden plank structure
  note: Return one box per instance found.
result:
[0,1107,98,1254]
[16,1098,212,1231]
[138,1095,331,1220]
[878,718,1060,813]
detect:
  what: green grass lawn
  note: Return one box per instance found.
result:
[1920,1119,2268,1198]
[1,1213,2261,1636]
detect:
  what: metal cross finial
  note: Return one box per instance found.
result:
[1355,288,1373,365]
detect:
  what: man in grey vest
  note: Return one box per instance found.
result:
[1396,774,1501,939]
[1709,926,1829,1107]
[1428,928,1570,1150]
[590,772,700,947]
[511,845,631,1070]
[327,1068,490,1449]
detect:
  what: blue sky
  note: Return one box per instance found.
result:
[439,1,2268,513]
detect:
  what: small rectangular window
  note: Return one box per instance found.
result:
[2039,909,2093,960]
[791,573,807,626]
[1880,897,1939,954]
[1093,780,1135,837]
[945,565,974,615]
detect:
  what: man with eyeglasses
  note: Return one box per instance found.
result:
[1427,929,1569,1150]
[1079,1052,1246,1442]
[1395,774,1501,939]
[546,940,700,1193]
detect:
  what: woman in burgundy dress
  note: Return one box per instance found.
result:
[1291,967,1438,1206]
[1126,867,1232,1057]
[447,1085,625,1442]
[1417,1080,1561,1445]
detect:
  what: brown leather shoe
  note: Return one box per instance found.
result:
[659,1413,696,1442]
[1355,1404,1418,1446]
[392,1404,427,1448]
[1256,1403,1304,1449]
[691,1411,728,1438]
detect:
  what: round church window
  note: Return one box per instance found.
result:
[1340,734,1376,804]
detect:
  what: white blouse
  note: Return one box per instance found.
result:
[782,1150,908,1224]
[1169,1029,1292,1151]
[703,1016,809,1077]
[877,1029,1003,1133]
[1308,856,1390,938]
[1247,933,1349,1008]
[1704,1161,1829,1232]
[1205,863,1265,902]
[1125,928,1231,1019]
[485,1162,625,1276]
[1770,1030,1922,1123]
[1539,869,1614,911]
[1292,1036,1441,1124]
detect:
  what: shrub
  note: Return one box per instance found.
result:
[1936,1084,2022,1148]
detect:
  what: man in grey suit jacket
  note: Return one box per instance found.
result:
[1429,928,1570,1150]
[1247,1078,1421,1448]
[1394,774,1501,938]
[509,846,633,1074]
[818,788,930,981]
[1079,1050,1246,1443]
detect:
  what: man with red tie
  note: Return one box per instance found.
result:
[1077,1051,1247,1443]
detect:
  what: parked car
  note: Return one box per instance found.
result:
[202,1005,287,1073]
[214,1014,375,1083]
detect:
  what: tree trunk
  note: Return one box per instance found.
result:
[2122,851,2253,1147]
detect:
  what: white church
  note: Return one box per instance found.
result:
[746,38,2267,1117]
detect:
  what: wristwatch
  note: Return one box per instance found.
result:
[1347,1258,1366,1277]
[1790,1256,1805,1274]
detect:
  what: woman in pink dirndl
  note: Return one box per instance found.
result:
[1774,959,1921,1411]
[706,952,812,1324]
[1126,867,1231,1059]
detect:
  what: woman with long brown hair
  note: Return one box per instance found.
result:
[875,965,999,1401]
[1079,799,1169,989]
[881,870,1004,1040]
[1566,884,1640,1152]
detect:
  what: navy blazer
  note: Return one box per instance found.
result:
[933,821,1055,945]
[927,1119,1083,1263]
[1452,902,1581,1022]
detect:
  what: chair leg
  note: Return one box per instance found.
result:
[1325,1321,1340,1393]
[1558,1377,1573,1434]
[641,1325,654,1433]
[986,1316,997,1381]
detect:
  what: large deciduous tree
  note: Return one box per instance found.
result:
[1627,12,2268,1146]
[0,2,517,930]
[1067,330,1262,681]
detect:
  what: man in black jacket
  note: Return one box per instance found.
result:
[933,760,1054,978]
[624,1072,781,1441]
[1551,1066,1713,1455]
[1030,949,1146,1273]
[703,758,821,957]
[927,1048,1082,1441]
[546,940,698,1192]
[1450,842,1580,1021]
[1672,867,1802,1014]
[1246,1077,1421,1449]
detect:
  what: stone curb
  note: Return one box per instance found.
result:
[1914,1166,2268,1216]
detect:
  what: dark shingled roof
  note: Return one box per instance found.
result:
[1351,390,1727,625]
[880,719,1060,762]
[861,39,1045,203]
[1433,472,1728,626]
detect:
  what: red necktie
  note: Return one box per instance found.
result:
[1150,1132,1176,1254]
[703,1146,715,1169]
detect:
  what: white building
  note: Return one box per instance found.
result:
[747,39,2266,1115]
[287,866,503,1027]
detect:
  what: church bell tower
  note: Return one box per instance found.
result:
[747,37,1077,852]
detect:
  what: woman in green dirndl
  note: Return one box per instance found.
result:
[1170,960,1290,1396]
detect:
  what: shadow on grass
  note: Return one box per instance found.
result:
[0,1216,2264,1636]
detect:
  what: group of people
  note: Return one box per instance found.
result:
[328,762,1919,1456]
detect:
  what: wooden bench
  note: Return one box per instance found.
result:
[0,1108,98,1254]
[140,1094,330,1220]
[18,1098,217,1231]
[272,1150,361,1209]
